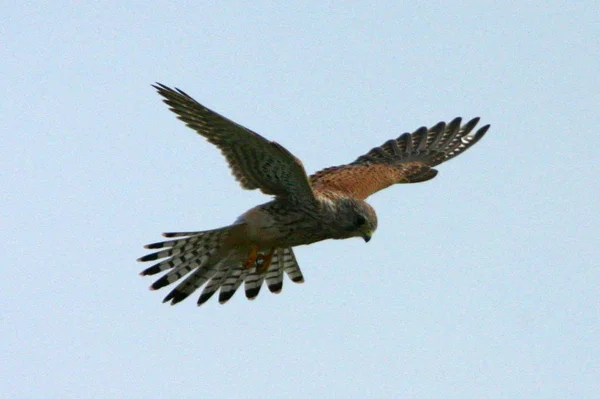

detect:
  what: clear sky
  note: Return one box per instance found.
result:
[2,2,598,398]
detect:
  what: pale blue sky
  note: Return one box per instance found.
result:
[2,2,599,398]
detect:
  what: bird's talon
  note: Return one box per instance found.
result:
[256,249,274,274]
[243,246,259,269]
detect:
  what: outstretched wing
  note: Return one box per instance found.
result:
[153,83,315,203]
[310,117,489,199]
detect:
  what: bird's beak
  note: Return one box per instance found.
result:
[361,230,372,243]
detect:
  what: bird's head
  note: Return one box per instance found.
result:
[336,198,378,242]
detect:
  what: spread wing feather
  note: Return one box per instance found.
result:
[139,229,305,306]
[310,117,489,199]
[153,83,315,203]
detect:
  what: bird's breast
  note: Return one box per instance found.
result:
[238,203,323,248]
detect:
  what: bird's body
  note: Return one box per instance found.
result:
[139,84,489,307]
[237,192,377,247]
[236,199,323,248]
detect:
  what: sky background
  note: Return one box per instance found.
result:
[2,2,599,398]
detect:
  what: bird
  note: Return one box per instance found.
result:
[139,83,489,307]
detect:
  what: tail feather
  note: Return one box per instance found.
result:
[282,248,305,283]
[138,236,207,262]
[163,265,218,305]
[244,269,267,300]
[197,268,228,306]
[150,256,204,291]
[245,247,304,298]
[265,262,284,293]
[216,247,304,303]
[218,267,249,304]
[266,248,303,293]
[139,229,227,291]
[144,236,200,250]
[139,227,305,306]
[142,246,208,283]
[138,227,228,263]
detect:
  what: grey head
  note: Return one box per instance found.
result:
[330,197,378,242]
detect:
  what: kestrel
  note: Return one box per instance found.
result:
[139,83,489,307]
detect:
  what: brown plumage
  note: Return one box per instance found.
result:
[138,83,490,307]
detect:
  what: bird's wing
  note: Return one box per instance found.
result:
[154,83,315,203]
[310,117,489,200]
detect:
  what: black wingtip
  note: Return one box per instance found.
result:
[462,117,481,134]
[446,117,462,134]
[150,276,171,291]
[162,291,174,302]
[163,289,188,305]
[197,291,217,306]
[152,82,170,93]
[138,252,160,262]
[140,269,151,276]
[465,123,490,144]
[449,116,462,125]
[413,126,428,136]
[431,121,447,134]
[468,124,490,145]
[140,264,163,276]
[162,232,181,238]
[153,83,194,102]
[477,124,491,136]
[144,240,172,249]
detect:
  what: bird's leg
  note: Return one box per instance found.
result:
[256,248,275,274]
[243,245,259,270]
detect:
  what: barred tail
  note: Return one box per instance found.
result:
[138,226,233,305]
[138,228,304,306]
[210,247,305,305]
[219,247,304,303]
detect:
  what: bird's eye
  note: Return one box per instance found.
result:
[356,214,367,226]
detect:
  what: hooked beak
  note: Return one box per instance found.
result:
[361,230,372,243]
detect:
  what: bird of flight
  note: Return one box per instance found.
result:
[139,83,489,307]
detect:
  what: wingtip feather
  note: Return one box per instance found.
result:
[138,252,159,262]
[163,289,188,305]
